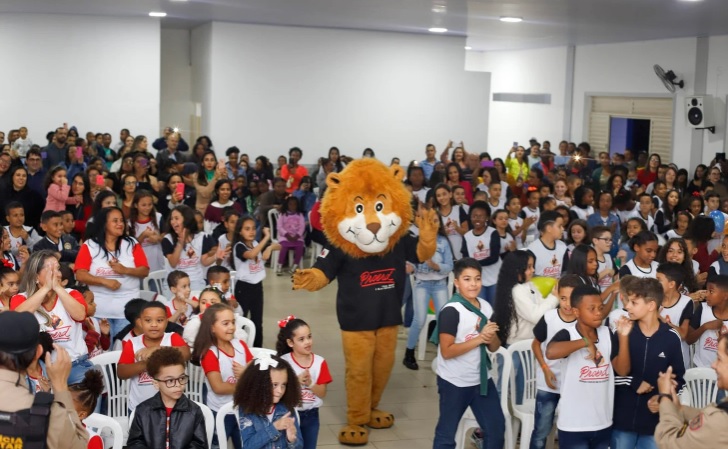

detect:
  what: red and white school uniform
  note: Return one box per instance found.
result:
[132,213,164,272]
[200,340,254,412]
[118,332,187,411]
[74,238,148,319]
[10,289,88,361]
[280,352,333,411]
[164,298,194,327]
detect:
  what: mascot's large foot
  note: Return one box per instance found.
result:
[367,409,394,429]
[338,425,369,445]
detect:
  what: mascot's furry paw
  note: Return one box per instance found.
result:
[338,424,369,445]
[291,267,329,292]
[415,207,439,262]
[367,409,394,429]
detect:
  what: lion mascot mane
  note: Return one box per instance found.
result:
[293,158,438,445]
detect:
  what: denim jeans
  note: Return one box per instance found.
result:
[68,354,94,385]
[529,390,560,449]
[480,284,497,307]
[402,276,414,328]
[212,410,242,449]
[407,279,448,350]
[433,377,504,449]
[610,430,657,449]
[558,426,612,449]
[298,408,320,449]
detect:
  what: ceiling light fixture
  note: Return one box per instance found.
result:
[428,27,448,33]
[149,11,167,17]
[464,46,472,50]
[500,16,523,23]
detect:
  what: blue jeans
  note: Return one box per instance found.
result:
[298,408,320,449]
[610,430,657,449]
[407,279,448,349]
[558,427,612,449]
[212,410,242,449]
[433,377,504,449]
[107,318,129,342]
[529,390,560,449]
[402,276,414,328]
[68,355,94,385]
[480,284,497,307]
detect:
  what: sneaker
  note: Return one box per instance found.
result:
[276,267,283,276]
[289,264,298,274]
[470,428,484,449]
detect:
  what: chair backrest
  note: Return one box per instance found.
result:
[489,347,513,422]
[250,347,277,359]
[268,209,280,239]
[91,350,128,420]
[143,269,168,294]
[138,290,157,302]
[236,315,256,348]
[193,401,215,449]
[507,339,538,409]
[684,367,719,408]
[187,362,206,405]
[84,413,124,449]
[215,401,237,449]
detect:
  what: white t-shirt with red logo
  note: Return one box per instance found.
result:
[164,298,195,327]
[75,238,148,319]
[280,352,333,411]
[11,289,88,360]
[233,241,266,285]
[691,303,728,368]
[200,340,254,412]
[528,238,567,279]
[118,332,187,411]
[132,213,164,272]
[162,233,209,290]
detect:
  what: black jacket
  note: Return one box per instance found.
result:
[613,321,686,435]
[127,392,208,449]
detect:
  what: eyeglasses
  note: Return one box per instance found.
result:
[154,374,189,388]
[124,181,137,186]
[596,237,613,242]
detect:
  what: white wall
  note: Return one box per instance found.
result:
[572,37,698,169]
[704,35,728,159]
[193,23,490,165]
[191,24,213,140]
[474,46,568,159]
[0,14,160,145]
[161,28,194,144]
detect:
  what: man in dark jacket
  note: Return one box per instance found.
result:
[126,347,208,449]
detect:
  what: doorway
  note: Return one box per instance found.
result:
[609,117,651,156]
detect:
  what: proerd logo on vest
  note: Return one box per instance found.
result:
[360,268,396,288]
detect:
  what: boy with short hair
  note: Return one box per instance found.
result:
[656,262,694,368]
[687,273,728,367]
[628,194,655,232]
[4,201,40,256]
[485,181,504,216]
[611,277,685,449]
[127,347,208,449]
[207,265,238,311]
[59,210,80,252]
[113,299,184,349]
[166,270,197,326]
[528,211,567,279]
[546,285,632,449]
[32,210,79,263]
[433,257,504,449]
[118,302,191,412]
[519,189,541,245]
[529,274,580,449]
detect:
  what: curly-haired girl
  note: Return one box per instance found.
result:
[234,355,303,449]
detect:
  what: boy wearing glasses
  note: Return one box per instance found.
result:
[127,346,208,449]
[118,302,191,412]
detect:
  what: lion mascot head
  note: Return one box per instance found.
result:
[320,159,412,259]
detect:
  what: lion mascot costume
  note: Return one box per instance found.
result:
[292,158,439,445]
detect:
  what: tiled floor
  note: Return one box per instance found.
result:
[261,264,446,449]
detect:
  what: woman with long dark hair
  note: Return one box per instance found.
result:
[66,173,93,240]
[0,165,44,228]
[75,207,150,339]
[188,149,226,214]
[204,179,244,232]
[637,153,661,186]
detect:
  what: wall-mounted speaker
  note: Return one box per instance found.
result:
[686,95,714,129]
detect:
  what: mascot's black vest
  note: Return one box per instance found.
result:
[0,392,53,449]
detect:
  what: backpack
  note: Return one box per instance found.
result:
[0,392,53,449]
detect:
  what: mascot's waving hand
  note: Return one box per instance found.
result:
[293,158,438,445]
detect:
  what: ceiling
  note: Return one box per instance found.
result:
[3,0,728,51]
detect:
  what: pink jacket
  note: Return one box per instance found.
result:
[44,184,78,212]
[277,212,305,241]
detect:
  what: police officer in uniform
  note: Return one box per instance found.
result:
[0,311,88,448]
[654,333,728,448]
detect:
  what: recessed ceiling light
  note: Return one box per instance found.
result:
[428,27,448,33]
[149,11,167,17]
[464,46,472,50]
[500,16,523,23]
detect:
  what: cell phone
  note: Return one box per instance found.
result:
[175,182,185,197]
[96,174,105,186]
[513,141,518,148]
[75,146,83,160]
[717,152,726,162]
[218,158,225,170]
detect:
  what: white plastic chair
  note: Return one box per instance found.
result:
[138,290,157,302]
[417,272,454,361]
[682,367,718,408]
[91,351,129,439]
[143,269,168,294]
[237,315,256,348]
[454,347,515,449]
[215,401,237,449]
[307,211,322,268]
[508,339,538,449]
[84,413,124,449]
[195,401,216,449]
[187,362,206,404]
